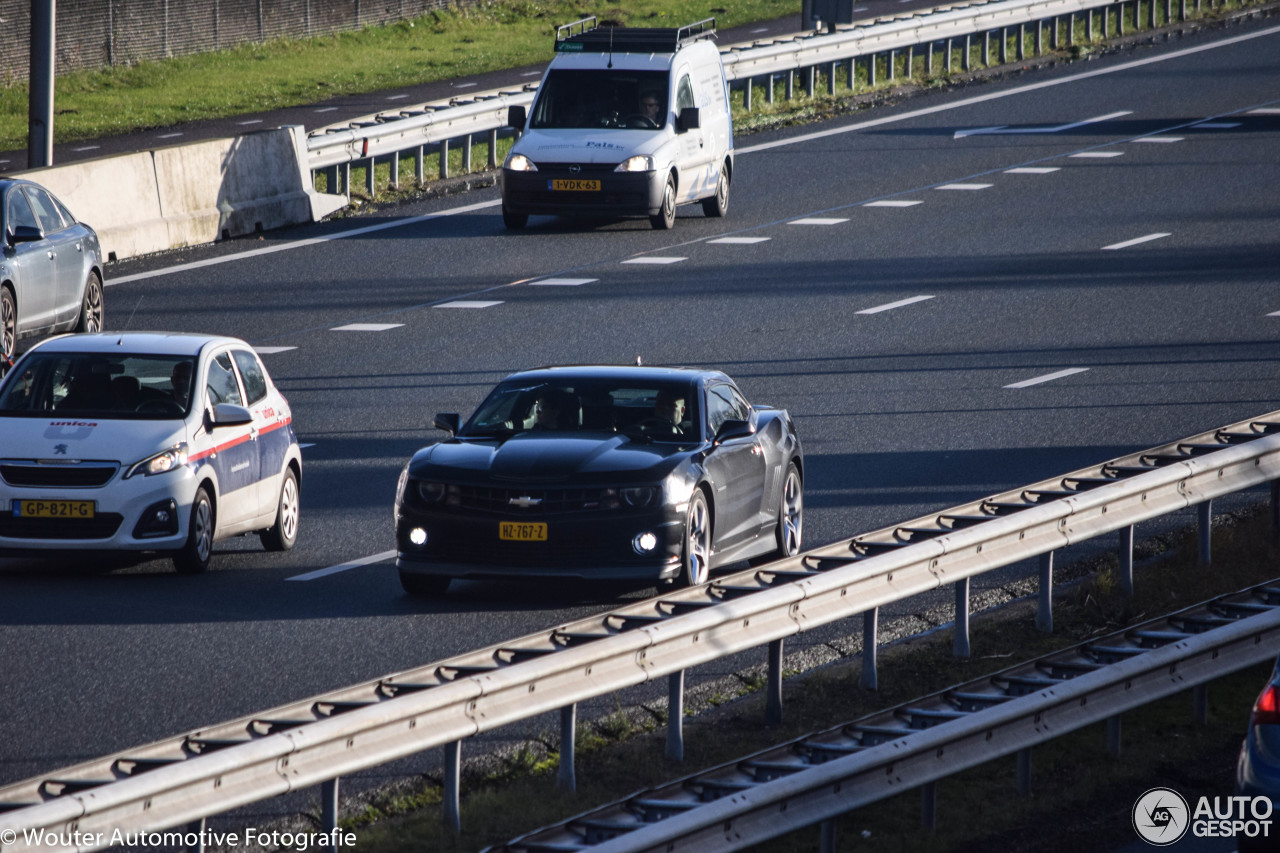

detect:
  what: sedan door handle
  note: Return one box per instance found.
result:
[47,251,54,259]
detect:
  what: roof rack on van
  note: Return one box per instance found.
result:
[554,16,717,53]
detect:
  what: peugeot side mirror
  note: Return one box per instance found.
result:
[210,403,253,428]
[507,106,527,130]
[713,417,755,445]
[434,412,461,436]
[676,107,701,133]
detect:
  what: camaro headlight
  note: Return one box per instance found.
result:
[614,155,655,173]
[417,481,446,503]
[506,154,537,172]
[620,486,660,508]
[124,443,189,479]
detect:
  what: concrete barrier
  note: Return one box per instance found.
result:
[17,127,347,262]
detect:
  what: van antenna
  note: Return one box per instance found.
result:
[607,27,613,68]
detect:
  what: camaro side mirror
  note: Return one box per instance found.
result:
[713,417,755,445]
[434,412,461,436]
[210,403,253,428]
[676,107,700,133]
[507,106,527,130]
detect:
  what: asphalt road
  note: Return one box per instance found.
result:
[1,13,1278,850]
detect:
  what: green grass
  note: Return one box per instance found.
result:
[0,0,797,152]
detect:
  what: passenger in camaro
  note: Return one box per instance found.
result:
[532,390,576,430]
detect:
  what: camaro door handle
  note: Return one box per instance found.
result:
[751,444,762,456]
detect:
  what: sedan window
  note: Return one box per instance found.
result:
[6,190,39,234]
[23,187,67,234]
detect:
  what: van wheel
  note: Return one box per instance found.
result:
[74,271,104,333]
[702,167,729,218]
[173,487,214,574]
[502,206,528,229]
[650,175,677,230]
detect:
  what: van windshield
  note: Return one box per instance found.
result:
[531,70,670,130]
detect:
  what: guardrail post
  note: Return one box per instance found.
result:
[185,818,205,853]
[1035,20,1043,54]
[820,819,837,853]
[1119,525,1135,597]
[982,31,990,66]
[444,740,461,833]
[365,157,375,196]
[888,50,896,81]
[1198,500,1213,565]
[828,62,837,95]
[1018,23,1025,59]
[921,781,938,829]
[1087,10,1094,42]
[906,47,914,79]
[927,43,934,74]
[1068,13,1076,44]
[1179,0,1186,22]
[954,578,971,658]
[1164,0,1171,24]
[861,608,879,690]
[463,134,473,174]
[1106,715,1122,757]
[1149,0,1156,28]
[847,57,856,92]
[1194,685,1209,725]
[945,40,953,72]
[744,78,753,112]
[1119,3,1125,36]
[558,704,576,791]
[767,638,784,724]
[342,162,350,197]
[439,139,450,180]
[806,65,815,97]
[767,73,775,104]
[1016,747,1032,793]
[415,145,424,184]
[667,669,685,761]
[1000,27,1008,62]
[1037,551,1054,633]
[390,151,399,189]
[869,53,877,86]
[1104,3,1111,37]
[963,35,971,70]
[487,129,498,170]
[322,777,339,853]
[1052,16,1060,48]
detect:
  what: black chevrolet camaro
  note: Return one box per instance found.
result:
[394,366,803,595]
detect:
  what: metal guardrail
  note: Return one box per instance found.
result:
[2,409,1279,850]
[494,587,1280,852]
[301,0,1237,192]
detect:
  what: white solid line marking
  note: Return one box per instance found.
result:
[74,146,100,152]
[531,277,597,286]
[858,295,935,314]
[622,257,686,264]
[1135,136,1183,143]
[1102,233,1171,250]
[789,217,849,225]
[936,183,992,190]
[953,110,1132,139]
[1005,167,1060,174]
[520,71,541,77]
[254,346,297,354]
[315,107,338,113]
[331,323,405,331]
[387,94,409,100]
[237,119,263,125]
[1247,108,1280,115]
[1070,151,1124,158]
[453,82,478,89]
[1005,368,1090,389]
[437,300,503,308]
[708,237,772,244]
[864,200,922,207]
[157,132,183,139]
[287,550,397,581]
[1193,122,1241,129]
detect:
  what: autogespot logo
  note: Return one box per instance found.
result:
[1133,787,1191,845]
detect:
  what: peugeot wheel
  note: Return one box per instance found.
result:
[173,487,214,574]
[650,174,677,230]
[75,271,104,333]
[260,467,300,552]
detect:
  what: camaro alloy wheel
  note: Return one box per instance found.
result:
[680,491,712,587]
[174,487,214,574]
[75,272,104,333]
[260,468,299,552]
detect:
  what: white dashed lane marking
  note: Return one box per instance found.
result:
[531,278,597,286]
[299,443,316,450]
[315,107,338,113]
[864,200,923,207]
[622,257,686,265]
[857,295,935,314]
[1070,151,1124,158]
[254,346,297,354]
[74,146,100,152]
[1102,233,1171,250]
[1005,167,1060,174]
[1004,368,1090,389]
[436,300,503,308]
[1248,108,1280,115]
[331,323,405,331]
[1269,311,1280,317]
[1135,136,1183,143]
[707,237,771,244]
[453,82,478,89]
[387,94,409,100]
[157,133,183,139]
[1193,122,1241,129]
[936,183,992,190]
[287,550,397,581]
[237,119,263,126]
[789,218,849,225]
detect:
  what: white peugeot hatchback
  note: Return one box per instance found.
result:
[0,332,301,573]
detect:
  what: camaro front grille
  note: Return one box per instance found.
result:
[0,514,124,539]
[0,462,119,488]
[452,485,615,515]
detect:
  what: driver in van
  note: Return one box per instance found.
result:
[639,91,663,125]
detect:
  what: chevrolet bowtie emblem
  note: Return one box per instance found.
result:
[509,496,542,508]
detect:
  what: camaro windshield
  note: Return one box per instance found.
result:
[531,70,670,130]
[464,378,699,441]
[0,353,196,419]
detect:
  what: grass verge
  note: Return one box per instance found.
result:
[340,504,1280,852]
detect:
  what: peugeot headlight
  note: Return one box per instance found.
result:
[615,155,655,173]
[620,486,660,508]
[124,443,189,479]
[506,154,538,172]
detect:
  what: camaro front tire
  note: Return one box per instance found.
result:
[399,570,451,596]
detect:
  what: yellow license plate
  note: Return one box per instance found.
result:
[549,179,600,192]
[14,499,95,519]
[500,522,547,541]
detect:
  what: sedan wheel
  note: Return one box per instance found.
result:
[678,490,712,587]
[173,487,214,574]
[777,463,803,557]
[75,272,104,333]
[650,174,677,230]
[1,288,14,371]
[259,468,299,552]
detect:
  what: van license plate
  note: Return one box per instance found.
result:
[549,180,599,192]
[500,522,547,541]
[14,500,95,519]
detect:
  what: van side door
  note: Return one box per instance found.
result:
[672,70,712,203]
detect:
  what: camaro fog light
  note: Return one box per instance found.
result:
[409,527,428,546]
[632,532,658,554]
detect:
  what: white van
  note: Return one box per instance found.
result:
[501,17,734,230]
